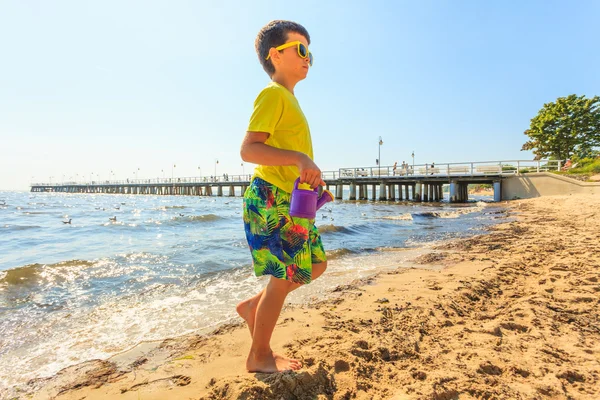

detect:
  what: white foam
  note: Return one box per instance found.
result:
[0,266,265,389]
[4,248,411,388]
[382,213,413,221]
[428,203,488,219]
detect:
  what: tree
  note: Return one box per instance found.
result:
[522,94,600,160]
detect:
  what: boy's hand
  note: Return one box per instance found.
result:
[296,154,326,189]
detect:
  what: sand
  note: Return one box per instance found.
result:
[8,194,600,400]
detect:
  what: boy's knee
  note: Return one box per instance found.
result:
[268,276,295,293]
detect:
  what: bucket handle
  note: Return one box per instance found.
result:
[294,177,318,192]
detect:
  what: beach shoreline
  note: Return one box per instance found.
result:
[0,192,499,392]
[6,194,600,400]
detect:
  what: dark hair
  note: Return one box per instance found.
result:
[255,20,311,77]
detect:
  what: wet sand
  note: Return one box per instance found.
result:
[8,194,600,400]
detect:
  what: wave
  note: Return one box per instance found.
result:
[111,214,224,227]
[414,204,487,219]
[317,224,353,234]
[382,213,413,221]
[2,225,42,231]
[484,209,507,216]
[414,211,455,219]
[102,221,136,227]
[0,260,95,287]
[172,214,223,223]
[154,205,187,211]
[326,248,357,260]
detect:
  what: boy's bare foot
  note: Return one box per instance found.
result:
[246,349,302,373]
[274,353,302,369]
[237,300,302,368]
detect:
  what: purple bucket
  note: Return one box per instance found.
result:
[289,178,334,219]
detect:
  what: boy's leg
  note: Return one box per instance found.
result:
[285,261,327,292]
[236,261,327,336]
[236,290,264,335]
[240,180,328,372]
[246,276,301,373]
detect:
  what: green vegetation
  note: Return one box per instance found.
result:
[468,184,493,192]
[522,94,600,161]
[554,157,600,180]
[565,157,600,175]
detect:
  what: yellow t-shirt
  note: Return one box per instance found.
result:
[247,81,314,194]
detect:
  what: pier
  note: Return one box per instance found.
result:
[30,160,562,203]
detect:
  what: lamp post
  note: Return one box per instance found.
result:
[214,159,219,179]
[411,151,415,174]
[378,136,383,177]
[241,162,244,177]
[172,164,176,194]
[135,167,140,181]
[198,166,202,181]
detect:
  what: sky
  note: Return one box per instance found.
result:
[1,0,599,190]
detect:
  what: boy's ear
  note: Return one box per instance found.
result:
[269,47,281,65]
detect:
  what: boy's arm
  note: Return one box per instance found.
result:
[240,131,325,189]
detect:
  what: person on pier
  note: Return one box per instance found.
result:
[237,20,327,374]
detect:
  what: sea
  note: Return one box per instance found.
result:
[0,189,507,390]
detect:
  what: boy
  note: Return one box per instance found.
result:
[237,20,327,373]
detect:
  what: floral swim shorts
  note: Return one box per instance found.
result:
[243,177,326,284]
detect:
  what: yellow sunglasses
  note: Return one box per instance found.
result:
[266,41,313,67]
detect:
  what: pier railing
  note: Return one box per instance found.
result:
[337,160,561,179]
[34,174,255,187]
[32,160,561,186]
